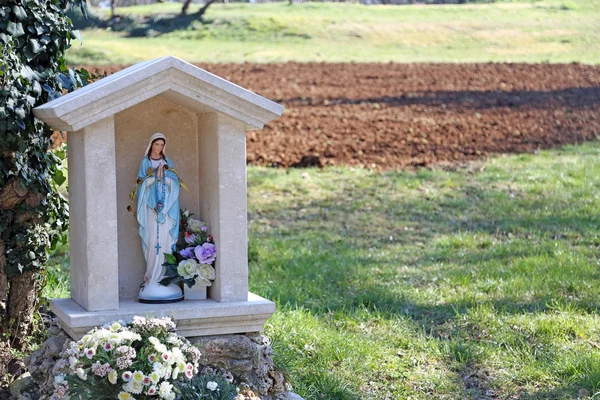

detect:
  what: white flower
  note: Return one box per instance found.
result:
[132,370,144,383]
[158,381,173,399]
[148,337,160,346]
[177,259,198,279]
[54,374,66,385]
[183,209,190,217]
[172,365,180,380]
[166,334,179,344]
[108,370,118,384]
[206,381,218,391]
[187,218,204,233]
[149,371,160,384]
[124,381,143,395]
[110,322,122,331]
[197,264,216,282]
[153,362,167,377]
[118,392,133,400]
[76,368,87,381]
[68,356,78,370]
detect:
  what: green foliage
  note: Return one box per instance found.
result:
[0,0,87,279]
[243,143,600,399]
[67,0,600,64]
[174,374,237,400]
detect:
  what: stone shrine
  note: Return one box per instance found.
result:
[33,56,284,340]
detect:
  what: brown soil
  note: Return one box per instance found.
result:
[69,62,600,169]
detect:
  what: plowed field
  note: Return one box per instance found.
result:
[74,63,600,169]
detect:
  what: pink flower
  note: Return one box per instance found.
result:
[162,353,170,362]
[122,371,132,382]
[185,369,193,379]
[148,354,156,363]
[147,386,157,395]
[143,376,151,386]
[104,343,114,352]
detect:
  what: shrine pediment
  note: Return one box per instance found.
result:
[33,56,284,131]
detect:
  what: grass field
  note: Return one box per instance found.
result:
[47,143,600,399]
[66,0,600,64]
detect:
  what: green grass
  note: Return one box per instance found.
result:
[66,0,600,65]
[48,142,600,398]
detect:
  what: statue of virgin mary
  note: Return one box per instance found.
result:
[135,133,183,303]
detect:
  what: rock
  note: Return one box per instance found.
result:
[190,333,301,399]
[7,358,26,378]
[9,372,33,398]
[281,392,304,400]
[25,323,70,397]
[25,326,304,400]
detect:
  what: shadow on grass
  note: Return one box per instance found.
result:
[68,8,207,38]
[248,156,600,398]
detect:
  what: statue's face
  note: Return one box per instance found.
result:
[152,139,165,155]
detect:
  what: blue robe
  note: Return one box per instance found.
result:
[136,156,180,256]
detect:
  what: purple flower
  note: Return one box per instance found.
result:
[179,247,194,259]
[184,233,197,244]
[195,243,216,264]
[201,226,208,232]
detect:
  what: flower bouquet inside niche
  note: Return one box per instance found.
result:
[160,209,216,300]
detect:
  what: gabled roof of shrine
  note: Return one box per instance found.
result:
[33,56,284,131]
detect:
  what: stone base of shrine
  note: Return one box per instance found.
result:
[50,292,276,340]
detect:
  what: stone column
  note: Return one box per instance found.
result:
[198,113,248,302]
[67,116,119,311]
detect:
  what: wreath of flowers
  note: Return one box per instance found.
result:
[50,317,241,400]
[51,316,201,400]
[160,209,217,289]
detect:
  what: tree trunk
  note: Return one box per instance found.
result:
[0,178,29,210]
[110,0,117,20]
[196,0,218,19]
[0,240,7,316]
[0,176,42,348]
[6,270,37,348]
[181,0,193,16]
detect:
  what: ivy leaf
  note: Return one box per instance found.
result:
[34,21,44,35]
[13,5,27,21]
[29,38,45,54]
[31,80,41,95]
[7,22,25,38]
[53,170,66,186]
[70,29,82,45]
[14,107,26,119]
[164,253,177,265]
[56,73,72,90]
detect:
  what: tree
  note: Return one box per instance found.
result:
[181,0,219,18]
[0,0,87,348]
